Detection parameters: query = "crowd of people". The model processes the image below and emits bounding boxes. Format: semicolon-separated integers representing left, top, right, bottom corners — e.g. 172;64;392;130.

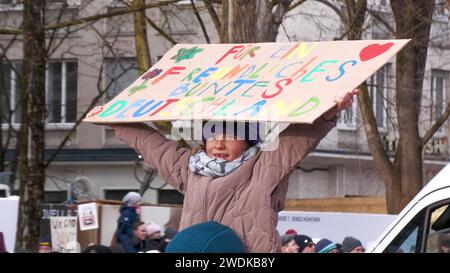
16;190;450;253
280;229;365;253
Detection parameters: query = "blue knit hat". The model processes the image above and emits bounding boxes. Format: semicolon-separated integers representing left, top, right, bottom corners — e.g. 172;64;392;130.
202;121;261;147
316;238;337;253
165;221;245;253
39;234;52;247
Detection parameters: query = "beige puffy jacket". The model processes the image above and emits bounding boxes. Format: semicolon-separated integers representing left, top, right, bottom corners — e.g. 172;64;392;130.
114;117;335;252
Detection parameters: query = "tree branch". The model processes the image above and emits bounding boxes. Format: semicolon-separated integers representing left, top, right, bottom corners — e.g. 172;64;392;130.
357;83;394;172
0;28;22;35
421;101;450;146
203;0;221;35
44;25;123;168
286;0;307;13
0;0;181;35
313;0;348;25
145;15;177;45
366;6;395;34
191;0;210;43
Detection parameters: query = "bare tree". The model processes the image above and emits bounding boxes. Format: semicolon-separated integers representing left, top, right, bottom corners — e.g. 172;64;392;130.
15;0;46;252
202;0;307;43
0;0;183;252
318;0;440;214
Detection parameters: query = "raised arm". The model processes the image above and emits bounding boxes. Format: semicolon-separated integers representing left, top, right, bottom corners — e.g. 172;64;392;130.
258;116;337;182
114;123;191;193
257;88;358;185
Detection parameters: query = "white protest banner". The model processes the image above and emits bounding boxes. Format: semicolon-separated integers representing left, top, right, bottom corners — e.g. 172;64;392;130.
78;202;99;231
50;216;78;253
277;211;396;248
84;40;409;124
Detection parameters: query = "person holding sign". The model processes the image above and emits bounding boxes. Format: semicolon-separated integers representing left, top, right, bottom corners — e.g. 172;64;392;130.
101;88;357;253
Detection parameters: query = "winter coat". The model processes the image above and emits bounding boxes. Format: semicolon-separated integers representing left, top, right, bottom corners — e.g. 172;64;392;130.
121;236;152;253
116;205;139;245
114;117;335;252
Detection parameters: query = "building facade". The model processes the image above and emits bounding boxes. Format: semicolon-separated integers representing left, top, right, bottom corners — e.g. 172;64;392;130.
0;0;449;209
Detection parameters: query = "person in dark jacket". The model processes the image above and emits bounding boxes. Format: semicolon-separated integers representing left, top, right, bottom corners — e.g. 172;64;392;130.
121;221;152;253
82;244;112;253
115;192;142;246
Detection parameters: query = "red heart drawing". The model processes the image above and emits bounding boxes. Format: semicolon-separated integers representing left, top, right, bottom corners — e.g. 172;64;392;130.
359;42;394;62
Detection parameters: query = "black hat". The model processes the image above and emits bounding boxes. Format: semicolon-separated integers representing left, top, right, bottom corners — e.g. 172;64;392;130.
295;234;314;252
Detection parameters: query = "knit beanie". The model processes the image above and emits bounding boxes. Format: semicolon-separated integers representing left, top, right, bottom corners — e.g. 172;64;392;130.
316;238;337;253
202;121;261;147
165;221;245;253
285;229;297;235
342;236;362;253
122;192;142;206
146;222;162;236
295;235;314;252
281;234;296;246
39;234;52;248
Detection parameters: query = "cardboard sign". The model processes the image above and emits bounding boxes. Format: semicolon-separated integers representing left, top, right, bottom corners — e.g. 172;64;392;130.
84;40;409;124
50;216;78;253
78;202;99;231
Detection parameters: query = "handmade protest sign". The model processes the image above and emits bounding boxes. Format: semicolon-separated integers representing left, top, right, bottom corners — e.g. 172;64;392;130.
50;216;78;253
78;202;99;231
84;40;409;124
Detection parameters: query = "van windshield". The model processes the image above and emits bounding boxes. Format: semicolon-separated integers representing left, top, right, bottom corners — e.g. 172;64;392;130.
383;209;426;253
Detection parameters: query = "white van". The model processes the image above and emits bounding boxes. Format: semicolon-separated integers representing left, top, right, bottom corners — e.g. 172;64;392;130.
369;163;450;253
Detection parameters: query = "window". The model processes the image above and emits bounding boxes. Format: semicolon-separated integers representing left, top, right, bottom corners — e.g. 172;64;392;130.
0;189;6;197
0;0;17;5
158;189;184;205
337;100;357;130
105;58;139;101
46;61;78;124
372;0;389;12
0;62;22;124
430;70;448;133
425;201;450;253
372;0;387;6
43;191;67;204
104;189;139;201
435;0;449;17
384;208;426;253
2;61;77;125
369;64;389;131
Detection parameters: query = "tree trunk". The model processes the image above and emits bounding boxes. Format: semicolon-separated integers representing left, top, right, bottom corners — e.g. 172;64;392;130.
220;0;229;43
15;0;46;252
341;0;434;213
229;0;292;43
133;0;151;74
391;0;434;211
344;1;401;212
231;0;258;42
